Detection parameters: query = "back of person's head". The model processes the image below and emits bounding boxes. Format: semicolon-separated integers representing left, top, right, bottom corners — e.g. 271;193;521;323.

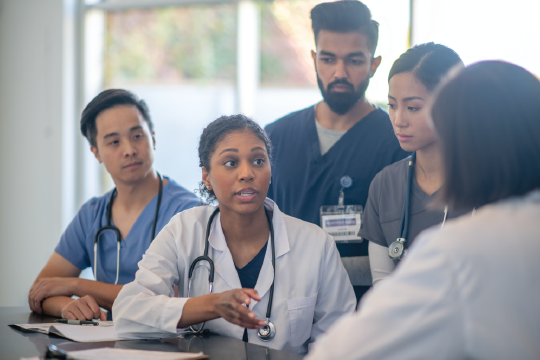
432;61;540;209
81;89;153;147
311;0;379;54
389;42;463;92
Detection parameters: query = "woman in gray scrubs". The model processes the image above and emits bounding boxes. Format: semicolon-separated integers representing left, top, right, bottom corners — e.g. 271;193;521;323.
359;43;472;284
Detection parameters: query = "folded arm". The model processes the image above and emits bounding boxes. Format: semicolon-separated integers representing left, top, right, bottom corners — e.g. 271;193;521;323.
29;251;122;318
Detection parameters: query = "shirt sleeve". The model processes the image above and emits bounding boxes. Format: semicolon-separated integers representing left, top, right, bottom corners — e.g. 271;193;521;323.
113;224;188;339
309;234;357;349
304;230;466;360
174;196;201;215
358;172;387;247
368;241;395;285
54;201;95;270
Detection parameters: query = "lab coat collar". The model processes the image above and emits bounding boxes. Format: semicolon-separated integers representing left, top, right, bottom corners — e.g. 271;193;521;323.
207;199;291;305
207;199;290;258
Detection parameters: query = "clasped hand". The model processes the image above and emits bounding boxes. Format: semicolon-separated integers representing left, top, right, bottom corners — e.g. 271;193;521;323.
28;277;76;314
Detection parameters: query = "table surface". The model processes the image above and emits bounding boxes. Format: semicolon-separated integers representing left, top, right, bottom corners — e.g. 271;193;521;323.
1;307;303;360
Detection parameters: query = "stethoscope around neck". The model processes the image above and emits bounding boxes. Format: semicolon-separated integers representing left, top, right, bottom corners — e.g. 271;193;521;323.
93;172;163;284
388;154;450;260
388;153;476;261
187;206;276;342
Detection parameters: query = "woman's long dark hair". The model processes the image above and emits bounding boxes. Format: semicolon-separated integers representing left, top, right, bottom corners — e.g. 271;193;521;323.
388;42;463;92
432;61;540;209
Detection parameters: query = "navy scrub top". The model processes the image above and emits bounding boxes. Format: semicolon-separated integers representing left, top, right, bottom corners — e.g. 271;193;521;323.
55;177;201;284
265;105;409;256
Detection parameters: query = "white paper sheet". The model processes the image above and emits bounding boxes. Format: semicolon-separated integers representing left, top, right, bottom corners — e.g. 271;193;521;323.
11;322;57;334
49;322;121;342
21;348;207;360
11;321;122;342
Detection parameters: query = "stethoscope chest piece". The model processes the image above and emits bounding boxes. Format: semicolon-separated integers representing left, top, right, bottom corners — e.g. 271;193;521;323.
388;238;406;260
257;319;276;341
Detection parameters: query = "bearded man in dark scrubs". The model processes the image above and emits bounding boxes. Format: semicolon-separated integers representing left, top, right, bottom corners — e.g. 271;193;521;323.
265;0;408;299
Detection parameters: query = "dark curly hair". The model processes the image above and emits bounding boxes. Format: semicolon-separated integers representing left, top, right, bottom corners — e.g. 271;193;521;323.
197;114;273;203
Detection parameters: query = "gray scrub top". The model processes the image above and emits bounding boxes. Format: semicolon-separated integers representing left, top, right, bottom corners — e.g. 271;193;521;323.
358;157;471;263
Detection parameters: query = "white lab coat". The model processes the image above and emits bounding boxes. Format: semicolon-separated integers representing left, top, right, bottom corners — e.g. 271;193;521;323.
305;190;540;360
113;198;356;355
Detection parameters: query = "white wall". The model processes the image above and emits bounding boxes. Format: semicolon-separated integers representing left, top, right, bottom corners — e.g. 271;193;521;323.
412;0;540;76
0;0;78;306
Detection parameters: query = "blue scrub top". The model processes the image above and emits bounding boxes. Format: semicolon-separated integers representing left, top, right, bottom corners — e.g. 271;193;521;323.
265;105;409;257
55;177;201;284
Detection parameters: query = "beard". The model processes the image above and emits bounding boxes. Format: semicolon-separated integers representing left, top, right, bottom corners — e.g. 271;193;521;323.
317;72;371;116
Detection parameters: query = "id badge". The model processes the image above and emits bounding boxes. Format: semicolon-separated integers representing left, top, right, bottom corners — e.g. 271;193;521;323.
320;205;363;243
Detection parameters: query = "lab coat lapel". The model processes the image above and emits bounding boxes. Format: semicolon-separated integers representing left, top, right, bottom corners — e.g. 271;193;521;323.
251;199;290;310
209;213;242;291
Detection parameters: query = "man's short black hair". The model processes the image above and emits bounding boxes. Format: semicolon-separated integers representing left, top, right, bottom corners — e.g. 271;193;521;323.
311;0;379;55
80;89;153;147
432;61;540;209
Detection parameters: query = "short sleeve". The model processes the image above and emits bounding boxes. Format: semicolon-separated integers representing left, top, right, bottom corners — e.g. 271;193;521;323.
173;193;201;215
358;172;387;247
54;201;96;270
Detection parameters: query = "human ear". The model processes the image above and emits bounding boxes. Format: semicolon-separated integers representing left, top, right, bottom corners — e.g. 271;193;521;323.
90;145;102;163
370;56;382;78
202;166;212;190
151;131;156;150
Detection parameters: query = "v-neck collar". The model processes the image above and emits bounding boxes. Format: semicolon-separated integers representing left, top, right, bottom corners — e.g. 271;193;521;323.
208;199;290;307
308;104;382;161
107;180;169;242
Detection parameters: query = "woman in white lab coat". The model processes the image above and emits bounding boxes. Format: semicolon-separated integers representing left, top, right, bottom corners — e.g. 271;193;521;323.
305;62;540;360
113;114;356;355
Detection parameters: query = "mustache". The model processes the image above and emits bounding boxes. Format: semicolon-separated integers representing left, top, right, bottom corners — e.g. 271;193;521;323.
327;78;354;91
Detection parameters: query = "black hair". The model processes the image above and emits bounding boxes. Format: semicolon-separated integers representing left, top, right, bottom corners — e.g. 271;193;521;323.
388;42;463;92
197;114;273;203
431;61;540;209
80;89;153;147
311;0;379;55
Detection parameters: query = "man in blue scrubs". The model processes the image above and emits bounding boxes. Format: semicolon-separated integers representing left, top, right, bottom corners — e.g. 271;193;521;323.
265;1;408;296
28;89;200;320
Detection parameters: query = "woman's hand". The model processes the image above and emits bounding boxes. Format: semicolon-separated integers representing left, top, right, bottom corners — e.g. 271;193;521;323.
61;295;106;321
179;288;266;329
214;289;266;329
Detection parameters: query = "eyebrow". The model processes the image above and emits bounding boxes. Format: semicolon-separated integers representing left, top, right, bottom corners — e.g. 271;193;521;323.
388;95;425;101
102;125;143;140
319;50;367;58
218;148;238;155
218;146;266;156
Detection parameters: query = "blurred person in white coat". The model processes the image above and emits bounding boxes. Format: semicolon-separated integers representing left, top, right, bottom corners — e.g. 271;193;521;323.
304;61;540;360
113;114;356;355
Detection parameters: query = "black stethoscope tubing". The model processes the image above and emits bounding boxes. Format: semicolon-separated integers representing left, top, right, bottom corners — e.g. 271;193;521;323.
389;153;454;260
399;152;416;241
188;206;276;341
93;172;163;284
388;153;416;260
